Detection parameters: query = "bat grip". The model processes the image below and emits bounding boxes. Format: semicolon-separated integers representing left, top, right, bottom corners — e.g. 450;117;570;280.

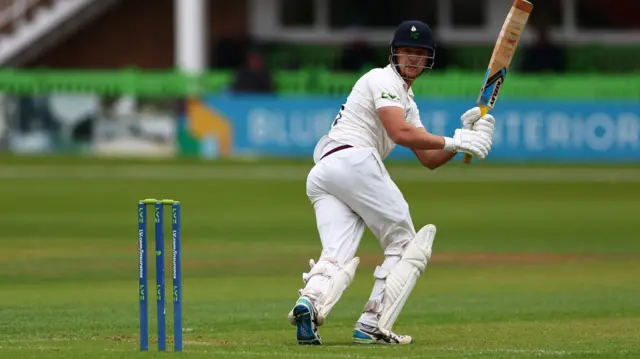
463;153;473;164
463;105;490;164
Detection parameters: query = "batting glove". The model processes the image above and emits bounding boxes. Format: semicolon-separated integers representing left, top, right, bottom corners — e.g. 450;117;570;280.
444;129;492;160
461;107;495;139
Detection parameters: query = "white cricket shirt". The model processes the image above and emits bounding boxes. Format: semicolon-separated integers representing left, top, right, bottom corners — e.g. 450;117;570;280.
313;64;424;163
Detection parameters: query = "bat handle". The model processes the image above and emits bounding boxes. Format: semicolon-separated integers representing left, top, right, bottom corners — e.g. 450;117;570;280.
463;153;473;164
463;105;490;165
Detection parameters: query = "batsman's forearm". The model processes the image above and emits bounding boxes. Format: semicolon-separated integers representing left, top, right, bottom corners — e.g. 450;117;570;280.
394;127;446;150
421;150;456;170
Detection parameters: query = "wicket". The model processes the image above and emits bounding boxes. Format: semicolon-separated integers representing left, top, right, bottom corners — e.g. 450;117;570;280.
138;198;182;352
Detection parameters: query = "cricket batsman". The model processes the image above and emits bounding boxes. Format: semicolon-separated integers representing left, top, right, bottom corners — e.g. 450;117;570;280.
288;20;496;345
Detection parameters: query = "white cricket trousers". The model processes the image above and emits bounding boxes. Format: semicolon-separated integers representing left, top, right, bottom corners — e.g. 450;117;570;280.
305;145;418;327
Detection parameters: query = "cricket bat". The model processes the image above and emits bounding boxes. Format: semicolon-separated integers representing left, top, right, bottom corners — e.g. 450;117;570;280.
464;0;533;164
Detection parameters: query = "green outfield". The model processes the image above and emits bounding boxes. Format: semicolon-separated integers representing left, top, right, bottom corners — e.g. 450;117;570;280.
0;156;638;358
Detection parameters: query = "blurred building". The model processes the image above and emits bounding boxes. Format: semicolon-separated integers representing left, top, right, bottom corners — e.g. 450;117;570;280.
0;0;637;72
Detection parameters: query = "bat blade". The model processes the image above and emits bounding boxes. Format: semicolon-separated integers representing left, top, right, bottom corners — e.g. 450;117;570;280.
464;0;533;164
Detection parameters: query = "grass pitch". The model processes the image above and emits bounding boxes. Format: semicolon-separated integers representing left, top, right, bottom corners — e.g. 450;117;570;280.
0;156;638;358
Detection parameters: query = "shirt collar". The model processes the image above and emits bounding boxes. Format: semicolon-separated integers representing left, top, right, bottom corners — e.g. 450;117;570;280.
385;64;413;96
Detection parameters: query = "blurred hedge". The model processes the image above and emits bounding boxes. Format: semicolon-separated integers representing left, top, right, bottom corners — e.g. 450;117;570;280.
0;68;638;99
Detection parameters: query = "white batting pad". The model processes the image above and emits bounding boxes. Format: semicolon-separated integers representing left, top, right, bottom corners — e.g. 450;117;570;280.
296;257;360;326
316;257;360;325
377;224;436;335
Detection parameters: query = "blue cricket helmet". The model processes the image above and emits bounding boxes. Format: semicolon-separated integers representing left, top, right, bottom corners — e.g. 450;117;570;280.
390;20;437;77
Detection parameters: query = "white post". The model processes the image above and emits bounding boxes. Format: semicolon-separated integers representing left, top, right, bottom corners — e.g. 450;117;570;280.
175;0;207;74
564;0;577;42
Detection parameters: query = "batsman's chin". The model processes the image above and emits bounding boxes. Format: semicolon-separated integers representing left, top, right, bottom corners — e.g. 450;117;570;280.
402;68;421;79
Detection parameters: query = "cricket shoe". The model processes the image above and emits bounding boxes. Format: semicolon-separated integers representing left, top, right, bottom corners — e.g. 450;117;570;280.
288;296;322;345
352;323;413;345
